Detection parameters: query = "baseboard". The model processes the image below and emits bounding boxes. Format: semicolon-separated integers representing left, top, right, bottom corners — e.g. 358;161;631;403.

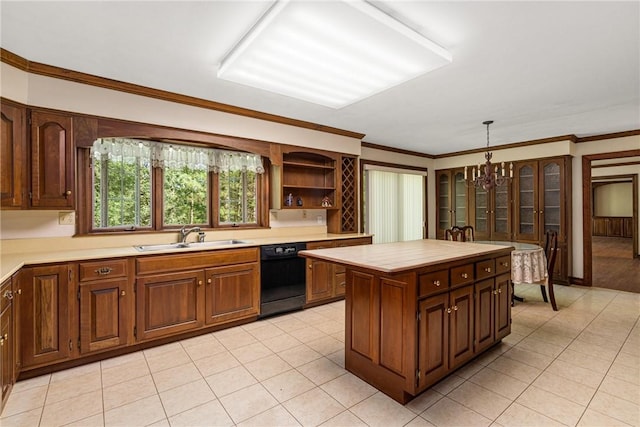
569;276;586;286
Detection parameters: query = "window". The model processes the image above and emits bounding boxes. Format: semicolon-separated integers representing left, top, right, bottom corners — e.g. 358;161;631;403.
87;138;265;233
363;164;426;244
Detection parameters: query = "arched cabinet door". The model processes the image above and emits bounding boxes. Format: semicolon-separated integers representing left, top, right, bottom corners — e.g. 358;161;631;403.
30;110;75;209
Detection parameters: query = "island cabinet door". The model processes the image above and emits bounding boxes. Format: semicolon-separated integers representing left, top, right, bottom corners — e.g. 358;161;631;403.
474;279;495;354
418;293;449;389
449;285;474;370
494;273;512;341
136;270;205;341
204;263;259;325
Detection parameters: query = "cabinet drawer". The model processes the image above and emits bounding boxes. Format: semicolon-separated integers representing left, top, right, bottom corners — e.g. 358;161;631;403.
307;240;335;250
419;270;449;297
79;259;128;282
1;279;11;314
475;259;495;280
450;264;474;287
495;255;511;275
335;237;372;247
137;247;259;275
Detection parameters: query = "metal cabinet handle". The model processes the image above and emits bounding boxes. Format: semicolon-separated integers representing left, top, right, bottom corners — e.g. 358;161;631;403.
461;273;468;279
498;288;502;294
308;264;312;269
3;290;13;300
447;307;452;314
65;190;72;196
501;262;509;268
198;280;203;286
95;267;113;276
120;290;126;296
453;305;458;311
207;279;212;284
484;267;491;273
433;280;440;287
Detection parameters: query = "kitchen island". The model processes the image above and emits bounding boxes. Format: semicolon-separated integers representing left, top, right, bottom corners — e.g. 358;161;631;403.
299;239;513;404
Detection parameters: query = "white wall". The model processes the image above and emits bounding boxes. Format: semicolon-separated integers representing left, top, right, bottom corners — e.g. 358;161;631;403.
594;183;633;217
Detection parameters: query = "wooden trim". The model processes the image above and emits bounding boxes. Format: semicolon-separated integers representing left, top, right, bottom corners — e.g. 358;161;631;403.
583;149;640;287
569;277;584;286
361;159;429;173
0;48;364;140
576;129;640;143
361;141;435;159
592;160;640;169
435;135;578;159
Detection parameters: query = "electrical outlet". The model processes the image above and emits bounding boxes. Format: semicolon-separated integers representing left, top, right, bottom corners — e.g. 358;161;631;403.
58;212;75;225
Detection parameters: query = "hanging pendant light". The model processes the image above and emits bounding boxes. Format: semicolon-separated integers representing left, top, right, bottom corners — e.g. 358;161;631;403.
464;120;512;191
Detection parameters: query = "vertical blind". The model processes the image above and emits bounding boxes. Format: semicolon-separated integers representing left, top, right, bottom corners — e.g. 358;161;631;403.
365;169;425;244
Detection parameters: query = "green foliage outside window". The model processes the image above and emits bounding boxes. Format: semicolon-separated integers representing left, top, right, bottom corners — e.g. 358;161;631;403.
93;157;152;229
219;170;257;224
163;166;208;225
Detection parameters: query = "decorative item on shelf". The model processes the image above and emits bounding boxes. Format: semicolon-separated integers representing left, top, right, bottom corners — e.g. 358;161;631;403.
464;120;513;191
296;197;303;206
321;196;332;207
285;193;293;207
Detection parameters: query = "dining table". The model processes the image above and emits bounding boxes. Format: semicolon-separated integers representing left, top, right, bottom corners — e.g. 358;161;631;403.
475;240;547;303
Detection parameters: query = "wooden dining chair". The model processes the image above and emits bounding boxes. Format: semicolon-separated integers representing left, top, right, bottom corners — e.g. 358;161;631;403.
445;225;475;242
540;230;559;311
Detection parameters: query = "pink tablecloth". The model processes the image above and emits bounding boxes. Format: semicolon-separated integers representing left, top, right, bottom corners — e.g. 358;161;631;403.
511;247;547;284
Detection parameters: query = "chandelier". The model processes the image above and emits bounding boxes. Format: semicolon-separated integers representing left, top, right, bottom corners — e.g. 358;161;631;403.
465;120;512;191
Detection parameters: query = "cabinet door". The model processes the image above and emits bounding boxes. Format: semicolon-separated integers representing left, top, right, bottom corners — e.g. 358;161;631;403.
1;103;27;208
1;292;13;412
437;171;452;237
471;186;491;241
539;158;564;239
494;273;512;341
136;270;205;341
79;278;131;354
20;265;74;368
474;279;495;354
514;161;539;242
491;180;512;241
452;170;468;228
449;285;474;369
306;241;335;303
205;263;259;325
30;110;75;209
418;293;449;389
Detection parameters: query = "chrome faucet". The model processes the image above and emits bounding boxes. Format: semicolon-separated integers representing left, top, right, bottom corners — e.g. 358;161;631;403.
179;226;201;244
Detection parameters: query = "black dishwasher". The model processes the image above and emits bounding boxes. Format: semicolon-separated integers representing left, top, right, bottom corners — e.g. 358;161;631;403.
260;242;307;318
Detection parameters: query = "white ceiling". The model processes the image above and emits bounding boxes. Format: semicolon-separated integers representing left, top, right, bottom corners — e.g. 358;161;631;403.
2;1;639;155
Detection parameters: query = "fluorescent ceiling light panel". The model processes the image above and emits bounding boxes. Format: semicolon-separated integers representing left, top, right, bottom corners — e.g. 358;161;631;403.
218;0;452;108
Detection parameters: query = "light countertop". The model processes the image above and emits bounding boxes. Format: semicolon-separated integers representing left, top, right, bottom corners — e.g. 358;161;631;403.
0;233;371;283
299;239;513;273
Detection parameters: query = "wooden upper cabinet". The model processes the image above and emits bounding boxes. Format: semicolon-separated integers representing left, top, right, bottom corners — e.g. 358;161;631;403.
1;103;27;208
30;110;75;209
328;155;358;234
436;169;468;239
469;179;513;241
281;151;337;209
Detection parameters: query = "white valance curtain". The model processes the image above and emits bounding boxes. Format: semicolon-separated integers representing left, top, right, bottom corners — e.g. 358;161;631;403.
91;138;265;173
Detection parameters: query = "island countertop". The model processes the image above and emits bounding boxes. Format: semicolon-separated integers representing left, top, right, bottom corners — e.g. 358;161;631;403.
299;238;513;273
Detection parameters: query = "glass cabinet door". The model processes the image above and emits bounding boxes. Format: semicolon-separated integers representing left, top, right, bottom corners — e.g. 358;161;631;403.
492;179;512;240
541;160;562;236
514;162;538;241
473;186;489;240
453;171;467;227
437;172;451;234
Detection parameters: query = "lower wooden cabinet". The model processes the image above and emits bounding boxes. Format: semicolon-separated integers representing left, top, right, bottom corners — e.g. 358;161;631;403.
79;278;132;354
205;262;259;326
20;264;75;369
1;278;14;413
306;237;372;304
136;270;206;341
135;247;260;342
417;284;474;389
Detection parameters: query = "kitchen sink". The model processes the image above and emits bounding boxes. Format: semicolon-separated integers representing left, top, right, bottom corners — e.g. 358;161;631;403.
134;240;251;252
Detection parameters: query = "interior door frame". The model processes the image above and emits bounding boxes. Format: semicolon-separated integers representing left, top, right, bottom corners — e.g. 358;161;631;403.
582;149;640;286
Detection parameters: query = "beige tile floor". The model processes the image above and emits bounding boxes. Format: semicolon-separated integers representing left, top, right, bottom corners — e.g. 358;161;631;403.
1;283;638;427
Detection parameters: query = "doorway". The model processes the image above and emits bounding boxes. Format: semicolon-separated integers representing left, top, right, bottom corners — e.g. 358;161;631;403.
591;175;639;292
582;150;640;290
